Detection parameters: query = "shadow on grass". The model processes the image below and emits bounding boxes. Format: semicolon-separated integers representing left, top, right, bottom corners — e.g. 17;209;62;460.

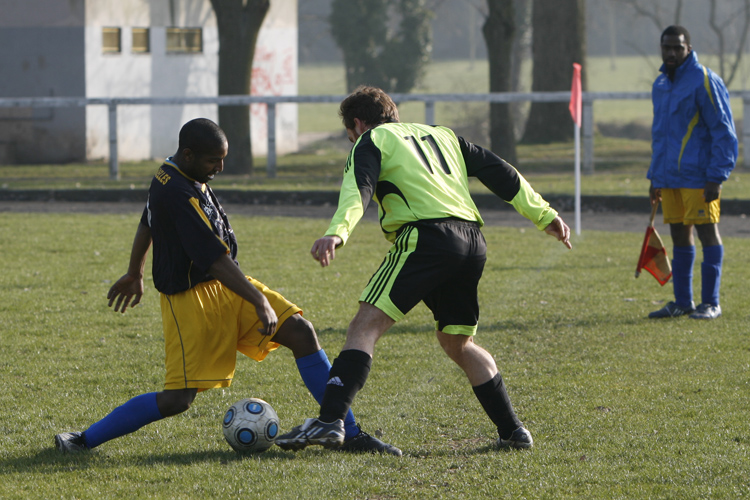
131;447;293;466
482;316;646;332
405;441;526;458
319;313;646;338
0;447;100;474
0;446;298;474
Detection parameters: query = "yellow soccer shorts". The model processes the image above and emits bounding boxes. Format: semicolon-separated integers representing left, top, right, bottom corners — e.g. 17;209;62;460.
661;187;720;225
160;277;301;391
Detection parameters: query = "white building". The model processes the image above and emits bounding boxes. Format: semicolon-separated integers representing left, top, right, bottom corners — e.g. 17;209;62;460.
0;0;297;164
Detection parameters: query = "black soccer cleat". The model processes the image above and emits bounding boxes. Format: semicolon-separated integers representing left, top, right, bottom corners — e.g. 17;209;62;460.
55;432;87;453
276;418;345;451
497;426;533;450
337;427;402;457
648;301;695;318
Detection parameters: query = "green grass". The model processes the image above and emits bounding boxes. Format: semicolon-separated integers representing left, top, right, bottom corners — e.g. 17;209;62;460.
1;212;749;499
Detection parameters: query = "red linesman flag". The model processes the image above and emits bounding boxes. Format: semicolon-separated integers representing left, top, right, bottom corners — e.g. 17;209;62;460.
569;62;582;127
635;202;672;286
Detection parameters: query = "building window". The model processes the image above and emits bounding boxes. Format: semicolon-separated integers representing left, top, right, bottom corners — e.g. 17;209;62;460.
132;28;150;53
166;28;202;53
102;27;121;54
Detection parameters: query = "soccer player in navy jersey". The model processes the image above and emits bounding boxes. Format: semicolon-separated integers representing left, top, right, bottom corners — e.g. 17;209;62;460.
277;86;572;452
54;118;400;456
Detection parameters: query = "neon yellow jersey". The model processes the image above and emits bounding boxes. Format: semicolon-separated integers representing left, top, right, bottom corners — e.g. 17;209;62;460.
326;122;557;244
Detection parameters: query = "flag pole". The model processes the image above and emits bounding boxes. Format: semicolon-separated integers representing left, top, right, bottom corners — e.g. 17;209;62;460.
569;62;582;235
574;117;581;235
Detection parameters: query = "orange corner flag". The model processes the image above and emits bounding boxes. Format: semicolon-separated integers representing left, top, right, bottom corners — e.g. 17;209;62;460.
569;63;582;127
635;203;672;286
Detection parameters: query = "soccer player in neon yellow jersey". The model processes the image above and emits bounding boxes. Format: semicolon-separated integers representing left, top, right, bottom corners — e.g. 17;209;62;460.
277;86;572;452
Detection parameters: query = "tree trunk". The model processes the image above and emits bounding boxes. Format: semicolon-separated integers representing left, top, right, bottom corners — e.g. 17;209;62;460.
510;0;532;138
521;0;586;144
482;0;517;165
210;0;269;175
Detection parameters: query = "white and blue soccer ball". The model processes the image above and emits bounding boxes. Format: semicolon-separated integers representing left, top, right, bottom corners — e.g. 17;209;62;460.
222;398;280;452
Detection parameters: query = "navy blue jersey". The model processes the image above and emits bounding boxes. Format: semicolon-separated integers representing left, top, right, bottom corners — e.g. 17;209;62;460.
140;159;237;295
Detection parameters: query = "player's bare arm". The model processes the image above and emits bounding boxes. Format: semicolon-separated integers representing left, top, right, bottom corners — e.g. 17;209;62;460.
544;216;573;249
311;235;343;267
207;253;278;336
108;222;152;313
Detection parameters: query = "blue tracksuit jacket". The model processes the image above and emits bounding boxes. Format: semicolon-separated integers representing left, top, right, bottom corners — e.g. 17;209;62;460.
648;50;737;189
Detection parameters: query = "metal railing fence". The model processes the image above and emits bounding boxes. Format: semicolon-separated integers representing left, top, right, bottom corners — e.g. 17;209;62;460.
1;91;747;180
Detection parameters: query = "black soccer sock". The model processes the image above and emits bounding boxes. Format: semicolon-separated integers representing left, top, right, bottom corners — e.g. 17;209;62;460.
318;349;372;423
473;372;523;440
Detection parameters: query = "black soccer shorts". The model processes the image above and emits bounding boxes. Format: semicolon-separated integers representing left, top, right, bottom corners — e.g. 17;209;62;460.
359;218;486;335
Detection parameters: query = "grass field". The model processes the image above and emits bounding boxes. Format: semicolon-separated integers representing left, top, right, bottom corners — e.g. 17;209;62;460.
1;212;749;499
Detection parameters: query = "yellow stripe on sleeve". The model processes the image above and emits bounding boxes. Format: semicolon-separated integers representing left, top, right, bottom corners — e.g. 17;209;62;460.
189;197;212;228
678;112;700;171
189;197;229;251
702;66;716;111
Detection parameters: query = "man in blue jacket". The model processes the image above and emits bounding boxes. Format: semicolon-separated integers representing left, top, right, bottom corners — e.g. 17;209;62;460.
648;25;737;320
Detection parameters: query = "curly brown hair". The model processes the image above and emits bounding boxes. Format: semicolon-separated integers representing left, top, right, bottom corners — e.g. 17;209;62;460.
338;85;400;130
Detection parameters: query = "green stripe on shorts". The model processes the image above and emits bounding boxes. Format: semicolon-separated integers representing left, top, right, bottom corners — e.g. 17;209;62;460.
360;225;417;321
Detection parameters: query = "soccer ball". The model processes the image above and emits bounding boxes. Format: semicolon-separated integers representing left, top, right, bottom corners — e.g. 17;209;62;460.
222;398;280;453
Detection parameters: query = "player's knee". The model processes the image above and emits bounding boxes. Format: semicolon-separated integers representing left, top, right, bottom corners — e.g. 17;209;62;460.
441;345;464;363
291;314;318;343
696;224;721;246
276;314;321;356
157;389;196;417
436;331;468;361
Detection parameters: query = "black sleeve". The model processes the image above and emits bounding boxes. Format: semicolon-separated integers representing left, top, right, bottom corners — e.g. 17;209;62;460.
459;136;521;202
351;129;381;210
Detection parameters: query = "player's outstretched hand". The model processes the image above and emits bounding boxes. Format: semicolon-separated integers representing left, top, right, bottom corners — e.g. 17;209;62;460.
544;216;573;249
107;273;144;313
311;235;343;267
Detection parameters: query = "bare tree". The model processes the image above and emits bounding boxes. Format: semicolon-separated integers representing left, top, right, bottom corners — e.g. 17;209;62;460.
521;0;586;144
707;0;750;86
615;0;750;87
481;0;517;164
210;0;270;175
616;0;683;30
510;0;532;138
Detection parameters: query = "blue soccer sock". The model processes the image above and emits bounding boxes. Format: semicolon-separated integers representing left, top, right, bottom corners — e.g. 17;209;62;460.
295;349;359;440
83;392;164;449
671;245;696;308
701;245;723;306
